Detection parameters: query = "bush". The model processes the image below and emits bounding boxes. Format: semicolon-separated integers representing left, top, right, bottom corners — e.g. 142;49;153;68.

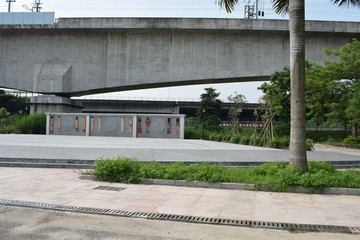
185;126;215;140
240;135;251;145
184;163;224;183
343;138;360;145
93;156;141;183
267;137;289;149
0;125;21;134
7;113;46;134
208;134;215;141
139;161;167;179
92;157;360;191
185;127;201;139
305;130;349;142
249;136;262;146
210;134;224;142
229;135;241;144
308;161;335;174
306;138;315;151
275;124;290;137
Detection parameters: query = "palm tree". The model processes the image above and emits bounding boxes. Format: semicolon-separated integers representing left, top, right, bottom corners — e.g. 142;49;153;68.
217;0;359;172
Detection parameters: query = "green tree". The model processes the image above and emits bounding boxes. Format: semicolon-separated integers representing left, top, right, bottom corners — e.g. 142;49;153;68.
325;81;351;131
306;39;360;137
0;107;9;129
0;91;27;115
217;0;359;172
197;88;222;128
227;92;246;137
346;81;360;137
305;63;333;130
323;38;360;137
258;67;291;124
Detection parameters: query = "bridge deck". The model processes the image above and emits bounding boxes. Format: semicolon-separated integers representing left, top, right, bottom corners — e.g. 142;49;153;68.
0;18;359;34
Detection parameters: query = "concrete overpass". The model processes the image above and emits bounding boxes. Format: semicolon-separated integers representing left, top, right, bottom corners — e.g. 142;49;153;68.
1;18;359;96
78;99;260;121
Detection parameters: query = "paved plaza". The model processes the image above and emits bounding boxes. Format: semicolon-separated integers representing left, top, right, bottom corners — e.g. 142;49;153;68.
0;134;360;233
0;134;359;164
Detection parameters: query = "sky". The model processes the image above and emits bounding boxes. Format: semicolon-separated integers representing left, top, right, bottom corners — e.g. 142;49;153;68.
2;0;360;102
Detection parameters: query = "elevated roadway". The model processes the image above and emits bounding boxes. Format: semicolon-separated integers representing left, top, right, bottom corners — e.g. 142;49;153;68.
0;18;359;96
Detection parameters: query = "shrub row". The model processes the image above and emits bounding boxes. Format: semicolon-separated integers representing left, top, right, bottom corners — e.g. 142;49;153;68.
92;157;360;191
305;130;350;142
207;134;314;151
343;138;360;145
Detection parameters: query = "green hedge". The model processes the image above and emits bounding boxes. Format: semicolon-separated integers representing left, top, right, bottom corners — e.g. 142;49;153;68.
305;130;350;142
13;113;46;134
343;138;360;145
92;157;360;191
1;113;46;134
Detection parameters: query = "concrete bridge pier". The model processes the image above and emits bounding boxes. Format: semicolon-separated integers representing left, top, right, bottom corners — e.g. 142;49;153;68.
29;95;83;114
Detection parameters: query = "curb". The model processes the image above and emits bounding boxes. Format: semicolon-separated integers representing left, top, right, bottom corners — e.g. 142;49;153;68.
79;175;360;196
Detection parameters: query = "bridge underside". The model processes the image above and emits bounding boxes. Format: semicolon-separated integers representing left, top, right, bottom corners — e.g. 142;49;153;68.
65;76;270;97
0;18;359;96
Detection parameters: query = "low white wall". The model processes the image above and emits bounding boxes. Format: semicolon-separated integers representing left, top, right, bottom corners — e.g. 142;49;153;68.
46;113;185;139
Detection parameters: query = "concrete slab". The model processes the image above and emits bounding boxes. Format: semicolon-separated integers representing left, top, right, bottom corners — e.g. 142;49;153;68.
0;134;359;164
0;167;359;228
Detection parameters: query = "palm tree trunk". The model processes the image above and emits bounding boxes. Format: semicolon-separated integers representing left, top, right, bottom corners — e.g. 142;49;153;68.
289;0;308;172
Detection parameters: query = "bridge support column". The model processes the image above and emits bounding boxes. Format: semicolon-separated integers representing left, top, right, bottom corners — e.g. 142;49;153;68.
29;95;83;114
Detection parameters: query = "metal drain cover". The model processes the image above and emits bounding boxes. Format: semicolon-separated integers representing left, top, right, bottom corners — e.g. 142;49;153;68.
0;198;357;235
94;186;126;192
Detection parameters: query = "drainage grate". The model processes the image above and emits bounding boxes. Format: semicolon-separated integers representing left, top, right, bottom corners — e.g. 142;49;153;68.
0;198;356;234
93;186;126;192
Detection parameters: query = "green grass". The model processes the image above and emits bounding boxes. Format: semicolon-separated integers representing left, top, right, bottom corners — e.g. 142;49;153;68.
92;157;360;192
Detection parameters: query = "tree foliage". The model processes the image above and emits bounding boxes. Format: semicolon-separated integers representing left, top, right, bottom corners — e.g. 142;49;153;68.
258;68;291;124
346;82;360;125
307;39;360;137
227;92;246;136
0;107;9;129
258;39;360;137
0;91;27;115
196;88;222;128
216;0;359;171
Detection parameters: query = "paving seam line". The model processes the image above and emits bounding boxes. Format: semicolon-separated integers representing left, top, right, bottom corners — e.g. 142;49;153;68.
0;198;358;234
80;175;360;196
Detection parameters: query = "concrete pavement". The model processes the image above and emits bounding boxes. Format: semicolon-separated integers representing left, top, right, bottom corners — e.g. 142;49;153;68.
2;205;360;240
0;134;360;235
0;167;359;229
0;134;359;164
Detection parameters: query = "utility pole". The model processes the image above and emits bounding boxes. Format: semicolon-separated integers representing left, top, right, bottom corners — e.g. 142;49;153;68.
6;0;16;12
33;0;42;12
22;0;42;13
